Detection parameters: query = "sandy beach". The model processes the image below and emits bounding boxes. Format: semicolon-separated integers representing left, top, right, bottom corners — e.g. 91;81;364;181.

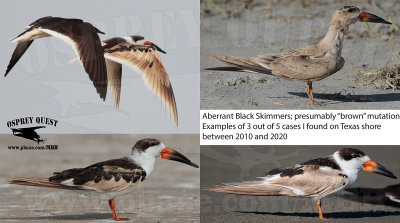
201;146;400;222
201;0;400;109
0;134;199;223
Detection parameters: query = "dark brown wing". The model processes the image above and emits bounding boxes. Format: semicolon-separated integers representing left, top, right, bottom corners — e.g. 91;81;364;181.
38;21;107;100
104;43;178;126
49;157;146;192
4;40;34;76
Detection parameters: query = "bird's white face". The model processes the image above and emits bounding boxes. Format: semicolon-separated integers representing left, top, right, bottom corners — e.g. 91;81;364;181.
334;152;370;172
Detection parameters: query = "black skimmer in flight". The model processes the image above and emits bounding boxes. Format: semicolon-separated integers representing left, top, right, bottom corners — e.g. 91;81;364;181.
208;148;397;220
9;138;199;221
102;36;178;126
4;16;108;100
10;126;46;144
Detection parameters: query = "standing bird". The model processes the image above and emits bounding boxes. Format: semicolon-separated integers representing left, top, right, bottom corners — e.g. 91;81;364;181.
206;6;392;106
101;36;178;126
208;148;397;220
9;138;199;221
4;16;108;100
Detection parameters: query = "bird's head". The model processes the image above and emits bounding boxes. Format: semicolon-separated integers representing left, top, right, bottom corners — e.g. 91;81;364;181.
144;41;166;54
125;36;166;54
333;6;391;26
334;148;396;179
131;138;198;168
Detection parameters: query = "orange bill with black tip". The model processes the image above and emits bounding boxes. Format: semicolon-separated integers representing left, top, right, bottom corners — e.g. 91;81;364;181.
363;160;397;179
359;12;391;24
161;147;199;168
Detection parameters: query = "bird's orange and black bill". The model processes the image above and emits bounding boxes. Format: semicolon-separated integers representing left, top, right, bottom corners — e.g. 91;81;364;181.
161;147;199;168
145;41;166;54
363;160;397;179
359;12;391;24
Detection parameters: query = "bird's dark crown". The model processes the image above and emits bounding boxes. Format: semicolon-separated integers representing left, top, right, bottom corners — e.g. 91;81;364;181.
133;138;161;152
338;148;365;161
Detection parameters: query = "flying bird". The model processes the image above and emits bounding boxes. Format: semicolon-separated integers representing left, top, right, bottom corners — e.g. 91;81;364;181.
102;36;178;126
206;6;392;106
10;126;46;144
5;16;108;100
208;148;397;220
9;138;198;221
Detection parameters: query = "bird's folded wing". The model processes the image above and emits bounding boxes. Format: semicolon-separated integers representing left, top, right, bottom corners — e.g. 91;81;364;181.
4;40;34;76
266;165;348;197
38;21;107;100
105;43;178;126
256;55;336;82
51;158;146;193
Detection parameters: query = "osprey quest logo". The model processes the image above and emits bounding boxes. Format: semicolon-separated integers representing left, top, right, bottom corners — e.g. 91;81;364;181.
11;126;46;144
6;117;59;150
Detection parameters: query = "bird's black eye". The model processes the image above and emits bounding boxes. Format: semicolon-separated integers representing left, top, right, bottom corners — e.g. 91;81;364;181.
347;8;355;12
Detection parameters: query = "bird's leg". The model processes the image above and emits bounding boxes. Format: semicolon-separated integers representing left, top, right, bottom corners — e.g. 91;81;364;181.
306;82;315;106
316;200;329;220
108;198;128;221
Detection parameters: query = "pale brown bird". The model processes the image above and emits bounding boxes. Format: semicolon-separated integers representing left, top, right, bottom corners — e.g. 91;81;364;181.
207;6;392;106
208;148;397;220
102;36;178;127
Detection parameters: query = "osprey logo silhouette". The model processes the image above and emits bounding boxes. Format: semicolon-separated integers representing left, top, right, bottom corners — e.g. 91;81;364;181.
10;126;46;144
6;117;58;146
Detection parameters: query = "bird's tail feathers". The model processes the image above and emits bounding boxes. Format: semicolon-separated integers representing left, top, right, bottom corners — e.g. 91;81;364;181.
207;181;285;196
8;177;76;190
207;55;271;74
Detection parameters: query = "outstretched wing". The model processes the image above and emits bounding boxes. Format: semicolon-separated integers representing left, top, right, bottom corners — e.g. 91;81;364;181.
104;43;178;126
38;21;107;100
4;40;34;76
105;59;122;108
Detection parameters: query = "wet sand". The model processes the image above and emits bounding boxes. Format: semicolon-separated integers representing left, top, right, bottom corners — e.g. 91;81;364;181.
0;134;199;222
201;146;400;222
201;0;400;109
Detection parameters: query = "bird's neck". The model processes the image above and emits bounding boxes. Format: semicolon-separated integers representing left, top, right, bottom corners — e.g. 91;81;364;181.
342;168;360;185
318;22;349;58
129;152;156;176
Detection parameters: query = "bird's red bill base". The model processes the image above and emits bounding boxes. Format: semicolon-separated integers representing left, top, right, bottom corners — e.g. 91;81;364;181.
359;12;392;24
363;160;397;179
